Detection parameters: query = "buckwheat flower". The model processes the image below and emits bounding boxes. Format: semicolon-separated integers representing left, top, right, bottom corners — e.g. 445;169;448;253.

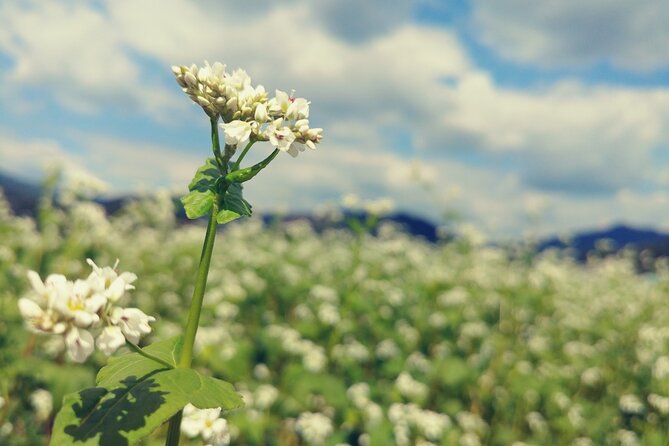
86;259;137;303
26;271;68;306
65;326;95;363
459;432;481;446
110;307;156;344
253;363;271;381
616;429;639;446
18;297;67;335
267;119;297;155
269;89;310;120
254;384;279;410
303;345;327;372
181;404;230;446
197;61;226;85
653;356;669;380
648;393;669;414
396;372;428;401
220;120;252;146
52;279;104;328
619;394;644;415
0;422;12;438
30;389;53;422
296;412;333;445
254;102;268;123
415;410;451;440
96;325;126;356
347;383;370;407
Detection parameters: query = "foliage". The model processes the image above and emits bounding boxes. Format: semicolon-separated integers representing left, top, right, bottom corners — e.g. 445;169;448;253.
2;188;669;445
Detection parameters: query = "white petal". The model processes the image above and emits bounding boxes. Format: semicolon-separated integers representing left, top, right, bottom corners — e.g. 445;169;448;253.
86;293;107;313
27;271;46;294
65;327;95;363
96;326;126;356
107;278;126;302
18;298;43;319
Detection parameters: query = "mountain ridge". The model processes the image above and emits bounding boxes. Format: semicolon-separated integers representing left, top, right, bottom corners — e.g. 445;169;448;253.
3;171;669;261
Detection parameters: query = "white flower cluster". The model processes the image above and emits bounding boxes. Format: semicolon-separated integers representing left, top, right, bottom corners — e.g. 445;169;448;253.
18;260;155;362
395;372;428;401
180;403;231;446
388;403;451;445
267;325;327;372
173;61;323;157
295;412;333;445
347;383;383;427
29;389;52;422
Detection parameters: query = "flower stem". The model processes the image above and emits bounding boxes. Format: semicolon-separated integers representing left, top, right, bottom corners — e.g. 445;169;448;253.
211;116;225;172
178;200;218;368
164;201;219;446
232;139;255;171
165;118;223;446
125;340;174;369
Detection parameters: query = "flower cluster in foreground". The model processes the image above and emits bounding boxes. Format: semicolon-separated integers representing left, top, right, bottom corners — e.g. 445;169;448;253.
18;259;155;362
172;61;322;157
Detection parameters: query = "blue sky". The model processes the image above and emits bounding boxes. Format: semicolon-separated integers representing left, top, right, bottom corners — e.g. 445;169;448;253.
1;0;669;238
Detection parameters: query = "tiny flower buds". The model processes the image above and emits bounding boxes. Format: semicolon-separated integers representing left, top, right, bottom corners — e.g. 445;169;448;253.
173;61;323;158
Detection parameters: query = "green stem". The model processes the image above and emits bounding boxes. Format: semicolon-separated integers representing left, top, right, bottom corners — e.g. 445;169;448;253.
210;116;225;172
164;410;183;446
165;193;220;446
232;139;255;171
125;341;174;369
178;200;219;368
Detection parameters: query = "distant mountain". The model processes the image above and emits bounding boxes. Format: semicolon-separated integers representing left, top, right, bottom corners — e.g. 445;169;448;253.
0;171;439;241
539;225;669;261
0;171;41;216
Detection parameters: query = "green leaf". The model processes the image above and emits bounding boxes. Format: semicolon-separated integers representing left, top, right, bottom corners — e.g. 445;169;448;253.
188;157;220;192
217;182;252;225
181;189;215;219
51;368;243;446
96;337;182;388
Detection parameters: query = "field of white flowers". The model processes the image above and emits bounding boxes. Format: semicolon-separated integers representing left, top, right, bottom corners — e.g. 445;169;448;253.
1;183;669;446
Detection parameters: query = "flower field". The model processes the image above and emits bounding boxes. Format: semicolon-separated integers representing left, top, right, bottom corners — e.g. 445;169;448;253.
1;187;669;445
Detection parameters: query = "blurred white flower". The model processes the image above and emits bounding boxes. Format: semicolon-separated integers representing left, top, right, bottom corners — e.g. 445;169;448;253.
648;393;669;414
619;394;644;415
29;389;52;422
254;384;279;410
296;412;333;445
395;372;428;401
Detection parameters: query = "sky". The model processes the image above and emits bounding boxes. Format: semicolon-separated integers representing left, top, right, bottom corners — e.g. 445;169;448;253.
1;0;669;238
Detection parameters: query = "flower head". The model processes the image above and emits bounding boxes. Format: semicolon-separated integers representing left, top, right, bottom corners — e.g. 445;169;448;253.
174;61;323;158
18;260;155;362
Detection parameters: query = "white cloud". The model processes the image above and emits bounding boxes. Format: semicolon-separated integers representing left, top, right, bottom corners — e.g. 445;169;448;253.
471;0;669;71
3;0;669;236
0;0;179;116
427;74;669;193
